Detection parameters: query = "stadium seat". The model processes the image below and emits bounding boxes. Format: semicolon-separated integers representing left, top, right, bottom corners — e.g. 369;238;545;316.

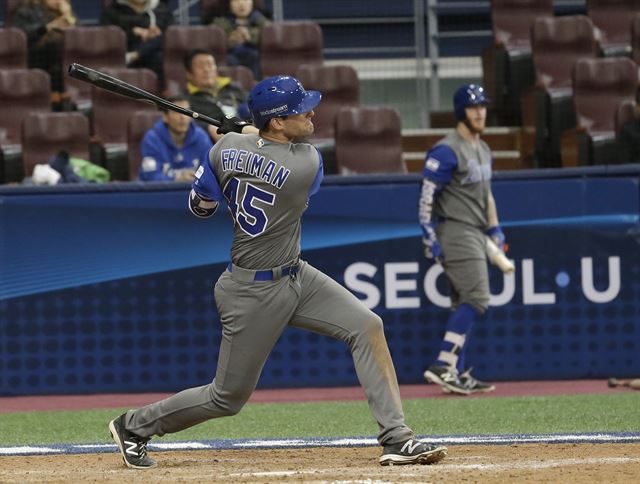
4;0;22;27
0;68;51;183
529;15;599;166
615;99;637;134
218;65;256;92
295;64;359;140
127;110;163;181
0;27;28;69
200;0;268;24
260;21;323;78
587;0;640;57
335;106;406;174
163;25;227;95
561;57;638;166
482;0;553;125
62;26;127;111
21;112;90;178
91;68;158;181
633;13;640;65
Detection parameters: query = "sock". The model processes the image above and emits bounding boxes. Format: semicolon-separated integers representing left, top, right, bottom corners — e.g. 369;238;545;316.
435;303;478;372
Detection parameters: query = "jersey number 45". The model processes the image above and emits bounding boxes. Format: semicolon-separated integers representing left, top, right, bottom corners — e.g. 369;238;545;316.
223;177;275;237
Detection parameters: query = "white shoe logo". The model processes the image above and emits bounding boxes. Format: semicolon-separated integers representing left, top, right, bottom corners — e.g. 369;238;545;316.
401;440;421;454
124;440;138;456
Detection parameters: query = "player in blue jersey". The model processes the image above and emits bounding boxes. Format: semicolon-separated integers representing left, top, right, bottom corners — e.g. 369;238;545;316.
419;84;506;395
107;75;448;469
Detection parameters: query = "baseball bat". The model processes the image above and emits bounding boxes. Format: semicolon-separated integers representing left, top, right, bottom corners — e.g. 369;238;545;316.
485;237;515;274
608;377;640;389
67;63;221;127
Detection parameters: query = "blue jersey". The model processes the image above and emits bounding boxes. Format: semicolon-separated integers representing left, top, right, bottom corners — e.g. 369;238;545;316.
139;119;212;181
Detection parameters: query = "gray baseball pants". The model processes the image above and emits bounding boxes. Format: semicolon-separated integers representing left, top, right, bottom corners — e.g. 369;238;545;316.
125;260;414;446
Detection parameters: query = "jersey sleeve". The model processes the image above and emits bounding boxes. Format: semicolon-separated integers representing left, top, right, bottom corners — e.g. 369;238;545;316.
191;150;223;201
422;144;458;185
308;149;324;198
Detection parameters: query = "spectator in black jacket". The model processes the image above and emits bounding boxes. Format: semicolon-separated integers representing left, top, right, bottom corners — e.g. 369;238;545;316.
13;0;77;92
183;49;250;140
100;0;174;85
618;108;640;164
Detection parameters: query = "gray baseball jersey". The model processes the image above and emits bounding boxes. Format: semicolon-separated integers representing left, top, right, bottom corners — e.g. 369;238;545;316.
430;130;492;229
420;129;494;312
125;132;415;446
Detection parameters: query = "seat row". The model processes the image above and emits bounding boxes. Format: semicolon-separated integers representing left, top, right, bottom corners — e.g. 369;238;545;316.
0;106;404;185
0;20;323;99
483;1;640;166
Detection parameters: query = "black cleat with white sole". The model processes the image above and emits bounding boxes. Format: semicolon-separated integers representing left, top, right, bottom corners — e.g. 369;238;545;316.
109;413;157;469
379;438;447;466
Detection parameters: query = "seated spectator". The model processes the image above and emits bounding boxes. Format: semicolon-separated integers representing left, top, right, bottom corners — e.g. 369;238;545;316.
618;103;640;164
13;0;77;92
212;0;270;80
139;94;213;182
100;0;174;85
183;48;249;140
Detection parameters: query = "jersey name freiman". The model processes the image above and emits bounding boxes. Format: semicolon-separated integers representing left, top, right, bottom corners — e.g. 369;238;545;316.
219;148;291;190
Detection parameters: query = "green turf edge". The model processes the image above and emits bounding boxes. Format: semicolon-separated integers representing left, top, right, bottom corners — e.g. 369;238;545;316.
0;393;638;446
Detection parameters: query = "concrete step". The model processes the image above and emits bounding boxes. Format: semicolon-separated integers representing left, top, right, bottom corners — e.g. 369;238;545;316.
402;127;522;152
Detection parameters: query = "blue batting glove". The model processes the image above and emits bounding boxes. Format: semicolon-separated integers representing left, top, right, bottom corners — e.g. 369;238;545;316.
487;225;506;250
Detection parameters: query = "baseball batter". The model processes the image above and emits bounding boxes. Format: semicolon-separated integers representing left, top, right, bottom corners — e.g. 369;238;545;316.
419;84;505;395
108;76;447;468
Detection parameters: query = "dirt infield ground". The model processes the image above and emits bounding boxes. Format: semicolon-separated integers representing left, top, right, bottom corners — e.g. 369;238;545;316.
2;444;640;483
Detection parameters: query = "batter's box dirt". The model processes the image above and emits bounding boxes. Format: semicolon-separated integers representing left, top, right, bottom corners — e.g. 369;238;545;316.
1;444;639;483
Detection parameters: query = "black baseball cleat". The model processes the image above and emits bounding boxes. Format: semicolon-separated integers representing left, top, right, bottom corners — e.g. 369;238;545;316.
458;368;496;393
423;364;471;395
109;413;157;469
379;439;447;466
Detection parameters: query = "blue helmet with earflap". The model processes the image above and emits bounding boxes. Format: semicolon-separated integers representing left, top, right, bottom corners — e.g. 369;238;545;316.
248;76;322;129
453;84;490;121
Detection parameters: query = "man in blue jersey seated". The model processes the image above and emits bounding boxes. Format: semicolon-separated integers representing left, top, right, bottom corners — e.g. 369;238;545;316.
138;94;213;182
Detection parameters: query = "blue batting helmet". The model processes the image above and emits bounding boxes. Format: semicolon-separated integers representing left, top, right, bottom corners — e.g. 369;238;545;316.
453;84;490;121
248;76;322;129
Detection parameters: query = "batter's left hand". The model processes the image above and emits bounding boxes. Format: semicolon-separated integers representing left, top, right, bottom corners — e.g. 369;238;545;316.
487;225;506;250
216;115;251;135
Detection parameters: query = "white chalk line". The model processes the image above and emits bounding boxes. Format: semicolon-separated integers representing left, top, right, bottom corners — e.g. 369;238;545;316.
226;456;640;479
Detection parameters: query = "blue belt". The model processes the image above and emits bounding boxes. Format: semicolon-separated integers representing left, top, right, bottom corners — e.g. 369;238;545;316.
227;262;299;281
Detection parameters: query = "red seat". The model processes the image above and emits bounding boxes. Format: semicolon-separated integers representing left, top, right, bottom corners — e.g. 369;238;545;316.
127;110;163;181
62;26;127;110
529;15;599;166
91;68;158;180
482;0;553;125
0;27;28;69
295;64;359;140
4;0;22;27
633;13;640;65
587;0;640;56
21;112;90;178
0;68;51;182
0;69;51;146
335;107;406;174
92;68;158;144
567;57;639;165
163;25;227;95
218;65;255;92
260;22;323;78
